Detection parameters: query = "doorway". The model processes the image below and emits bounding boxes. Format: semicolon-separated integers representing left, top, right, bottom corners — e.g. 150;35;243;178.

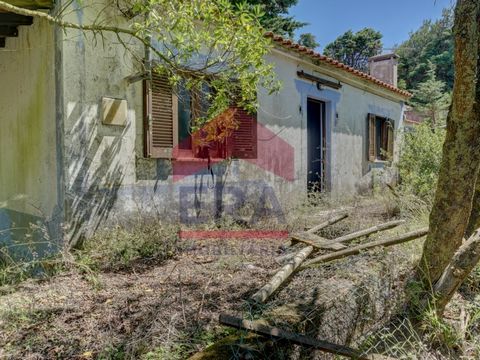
307;98;327;192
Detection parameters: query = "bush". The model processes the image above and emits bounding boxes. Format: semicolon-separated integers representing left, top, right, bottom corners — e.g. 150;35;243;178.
78;222;181;271
398;123;445;200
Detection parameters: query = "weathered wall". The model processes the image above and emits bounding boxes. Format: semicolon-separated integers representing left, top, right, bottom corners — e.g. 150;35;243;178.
59;1;142;243
0;18;61;255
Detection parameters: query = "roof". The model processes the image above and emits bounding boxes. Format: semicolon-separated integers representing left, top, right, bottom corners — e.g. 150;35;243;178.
264;32;412;98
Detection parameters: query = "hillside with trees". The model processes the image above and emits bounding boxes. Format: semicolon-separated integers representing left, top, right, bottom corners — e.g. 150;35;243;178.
396;7;454;92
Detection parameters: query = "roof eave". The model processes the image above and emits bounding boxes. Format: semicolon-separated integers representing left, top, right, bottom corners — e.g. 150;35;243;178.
265;32;412;100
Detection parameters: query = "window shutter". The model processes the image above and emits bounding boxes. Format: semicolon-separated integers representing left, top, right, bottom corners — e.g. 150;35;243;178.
229;107;257;159
144;73;178;158
387;119;395;158
368;113;376;161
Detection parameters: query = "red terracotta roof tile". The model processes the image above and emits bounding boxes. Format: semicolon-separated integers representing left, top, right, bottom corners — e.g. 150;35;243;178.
264;32;412;98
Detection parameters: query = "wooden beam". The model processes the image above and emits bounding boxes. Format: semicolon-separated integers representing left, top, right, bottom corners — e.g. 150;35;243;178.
219;314;383;360
282;213;348;249
291;231;346;251
303;228;429;267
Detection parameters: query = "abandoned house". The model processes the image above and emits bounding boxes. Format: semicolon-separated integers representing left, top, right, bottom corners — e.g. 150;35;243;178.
0;1;412;250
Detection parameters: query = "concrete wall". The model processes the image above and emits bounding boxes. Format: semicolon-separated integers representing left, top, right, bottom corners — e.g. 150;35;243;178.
59;1;143;243
0;18;61;255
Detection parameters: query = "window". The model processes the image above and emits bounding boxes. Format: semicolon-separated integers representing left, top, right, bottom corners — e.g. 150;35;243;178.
144;73;257;160
368;113;394;161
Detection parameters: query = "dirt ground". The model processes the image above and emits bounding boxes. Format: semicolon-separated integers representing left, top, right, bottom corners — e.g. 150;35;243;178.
0;199;422;359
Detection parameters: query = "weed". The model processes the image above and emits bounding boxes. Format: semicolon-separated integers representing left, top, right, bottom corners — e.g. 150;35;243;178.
76;221;181;272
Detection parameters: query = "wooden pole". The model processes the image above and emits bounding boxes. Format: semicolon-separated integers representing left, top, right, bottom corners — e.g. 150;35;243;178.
251;245;314;303
306;213;348;234
219;314;387;360
303;228;428;267
318;220;406;248
282;213;348;253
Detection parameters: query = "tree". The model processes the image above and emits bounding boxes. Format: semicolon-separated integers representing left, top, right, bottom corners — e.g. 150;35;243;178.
228;0;306;37
419;0;480;314
323;28;382;72
411;61;451;127
298;33;319;49
0;0;280;129
396;8;454;91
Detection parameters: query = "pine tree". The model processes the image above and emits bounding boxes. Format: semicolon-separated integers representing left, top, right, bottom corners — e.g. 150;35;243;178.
411;61;451;127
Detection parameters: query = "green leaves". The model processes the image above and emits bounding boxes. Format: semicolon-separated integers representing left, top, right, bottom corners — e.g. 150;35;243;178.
396;8;454;92
398;123;446;200
132;0;280;126
323;28;383;72
411;61;451;127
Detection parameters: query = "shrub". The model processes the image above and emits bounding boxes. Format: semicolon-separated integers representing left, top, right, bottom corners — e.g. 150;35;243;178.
398;123;445;200
78;222;181;271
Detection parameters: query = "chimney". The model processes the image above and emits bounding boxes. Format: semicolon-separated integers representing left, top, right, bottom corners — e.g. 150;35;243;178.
368;53;399;87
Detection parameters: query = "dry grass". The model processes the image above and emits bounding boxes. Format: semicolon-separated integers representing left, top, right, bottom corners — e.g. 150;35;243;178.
2;193;475;360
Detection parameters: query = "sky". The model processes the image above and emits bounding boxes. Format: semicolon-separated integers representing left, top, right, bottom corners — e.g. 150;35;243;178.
289;0;455;52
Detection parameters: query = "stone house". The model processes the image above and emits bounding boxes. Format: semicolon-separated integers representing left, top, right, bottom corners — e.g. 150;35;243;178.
0;1;411;250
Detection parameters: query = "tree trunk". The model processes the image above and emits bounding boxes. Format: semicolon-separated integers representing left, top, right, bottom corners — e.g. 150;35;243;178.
466;179;480;238
419;0;480;285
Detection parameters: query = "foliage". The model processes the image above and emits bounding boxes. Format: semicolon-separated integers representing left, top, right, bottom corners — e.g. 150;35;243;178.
298;32;319;49
228;0;305;37
411;61;451;127
396;7;454;91
323;28;383;72
78;222;181;271
398;123;445;200
0;0;280;129
130;0;280;125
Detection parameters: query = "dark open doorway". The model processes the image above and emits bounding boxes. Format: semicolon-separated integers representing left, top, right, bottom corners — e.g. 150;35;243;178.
307;98;326;192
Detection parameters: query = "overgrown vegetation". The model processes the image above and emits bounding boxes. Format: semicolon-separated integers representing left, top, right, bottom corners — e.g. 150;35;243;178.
0;224;63;287
78;222;181;272
398;123;446;200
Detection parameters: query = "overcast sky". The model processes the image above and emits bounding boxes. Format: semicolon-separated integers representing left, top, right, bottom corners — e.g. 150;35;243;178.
289;0;455;52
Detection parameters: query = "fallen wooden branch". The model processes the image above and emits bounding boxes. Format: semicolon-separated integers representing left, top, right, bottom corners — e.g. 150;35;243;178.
433;228;480;314
251;245;314;303
303;228;429;267
219;313;387;360
318;219;406;248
